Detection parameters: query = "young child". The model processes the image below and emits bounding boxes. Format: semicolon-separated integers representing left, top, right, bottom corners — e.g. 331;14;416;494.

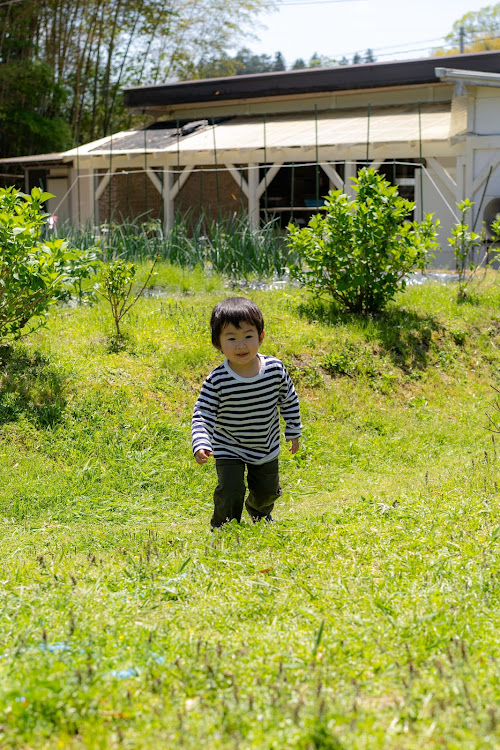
192;297;302;528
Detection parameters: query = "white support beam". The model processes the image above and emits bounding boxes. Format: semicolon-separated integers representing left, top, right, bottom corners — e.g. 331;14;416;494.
88;168;96;225
248;163;259;231
320;163;343;190
75;168;95;225
370;160;384;170
427;157;457;195
161;166;195;232
74;137;458;170
95;170;111;201
414;168;423;218
472;158;500;196
164;166;174;233
344;161;357;197
465;141;474;204
225;163;250;199
170;165;194;200
257;163;282;199
147;168;163;195
456;156;466;203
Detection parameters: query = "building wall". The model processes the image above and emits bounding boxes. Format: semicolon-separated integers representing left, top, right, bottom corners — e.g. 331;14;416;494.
97;169;162;224
47;177;70;224
69;167;93;225
474;87;500;134
155;83;455;122
176;167;247;224
418;169;456;267
90;166;248;227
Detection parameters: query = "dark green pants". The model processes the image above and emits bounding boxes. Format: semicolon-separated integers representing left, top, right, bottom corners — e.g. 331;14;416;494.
212;458;282;528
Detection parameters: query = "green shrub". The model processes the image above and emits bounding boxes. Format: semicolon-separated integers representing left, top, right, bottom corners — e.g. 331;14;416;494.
57;243;102;303
0;186;75;343
287;167;439;314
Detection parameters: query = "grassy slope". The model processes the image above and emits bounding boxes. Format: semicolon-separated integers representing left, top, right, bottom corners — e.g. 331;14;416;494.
0;265;499;749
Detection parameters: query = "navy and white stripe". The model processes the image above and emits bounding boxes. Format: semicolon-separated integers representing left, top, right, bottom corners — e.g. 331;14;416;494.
192;354;302;464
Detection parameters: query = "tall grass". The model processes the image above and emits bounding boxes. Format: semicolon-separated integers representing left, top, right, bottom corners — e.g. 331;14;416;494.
51;212;295;279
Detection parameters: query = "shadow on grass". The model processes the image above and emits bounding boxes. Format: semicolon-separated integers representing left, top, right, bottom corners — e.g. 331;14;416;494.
297;298;446;374
0;345;67;427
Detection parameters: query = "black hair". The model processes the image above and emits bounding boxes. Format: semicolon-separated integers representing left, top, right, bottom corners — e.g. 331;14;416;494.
210;297;264;348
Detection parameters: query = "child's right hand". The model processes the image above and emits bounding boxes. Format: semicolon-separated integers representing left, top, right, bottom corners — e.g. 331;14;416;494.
195;449;213;465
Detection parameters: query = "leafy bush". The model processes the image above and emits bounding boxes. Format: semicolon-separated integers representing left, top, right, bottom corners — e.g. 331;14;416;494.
0;186;75;343
57;243;102;304
287;167;439;314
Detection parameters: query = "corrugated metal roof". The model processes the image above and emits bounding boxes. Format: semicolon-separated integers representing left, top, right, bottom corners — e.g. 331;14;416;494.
2;104;452;166
169;106;450;153
0;152;64;165
88;119;211;153
87;104;451;157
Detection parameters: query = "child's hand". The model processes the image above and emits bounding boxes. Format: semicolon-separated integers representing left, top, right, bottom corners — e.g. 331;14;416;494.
195;449;213;465
288;438;300;454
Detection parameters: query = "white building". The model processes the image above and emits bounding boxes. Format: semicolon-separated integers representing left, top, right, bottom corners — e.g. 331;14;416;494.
3;51;500;266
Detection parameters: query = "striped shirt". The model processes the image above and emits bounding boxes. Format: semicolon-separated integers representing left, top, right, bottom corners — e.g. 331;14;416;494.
192;354;302;464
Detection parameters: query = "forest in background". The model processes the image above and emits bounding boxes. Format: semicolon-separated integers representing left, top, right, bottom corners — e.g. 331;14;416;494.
0;0;270;157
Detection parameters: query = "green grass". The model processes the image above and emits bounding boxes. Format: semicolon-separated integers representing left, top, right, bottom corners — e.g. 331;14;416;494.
0;268;499;748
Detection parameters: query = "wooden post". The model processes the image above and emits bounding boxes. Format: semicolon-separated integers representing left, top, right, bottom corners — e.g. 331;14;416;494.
78;167;95;226
320;163;343;191
248;163;259;230
344;161;357;198
164;166;174;233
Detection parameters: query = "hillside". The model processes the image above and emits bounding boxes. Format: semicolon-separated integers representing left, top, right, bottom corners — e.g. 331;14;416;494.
0;267;499;748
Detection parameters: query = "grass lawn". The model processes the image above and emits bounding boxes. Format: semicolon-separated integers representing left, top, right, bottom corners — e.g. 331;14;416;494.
0;264;499;748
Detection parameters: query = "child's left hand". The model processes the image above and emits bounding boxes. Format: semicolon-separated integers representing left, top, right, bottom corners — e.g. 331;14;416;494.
288;438;300;454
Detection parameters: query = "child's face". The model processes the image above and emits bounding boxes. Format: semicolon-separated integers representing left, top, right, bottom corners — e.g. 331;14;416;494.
218;322;264;370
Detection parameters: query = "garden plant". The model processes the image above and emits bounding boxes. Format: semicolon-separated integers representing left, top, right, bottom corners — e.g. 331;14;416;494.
287;167;440;314
97;253;158;337
0;186;80;343
448;198;500;300
51;211;293;281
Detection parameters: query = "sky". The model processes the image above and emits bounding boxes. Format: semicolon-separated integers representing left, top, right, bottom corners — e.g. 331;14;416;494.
248;0;493;66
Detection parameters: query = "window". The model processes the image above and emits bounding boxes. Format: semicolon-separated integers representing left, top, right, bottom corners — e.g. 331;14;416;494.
259;163;336;228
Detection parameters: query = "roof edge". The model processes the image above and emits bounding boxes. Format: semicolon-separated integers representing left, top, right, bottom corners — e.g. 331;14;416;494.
124;51;500;110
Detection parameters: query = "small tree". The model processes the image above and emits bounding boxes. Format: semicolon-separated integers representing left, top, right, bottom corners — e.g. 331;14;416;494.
0;186;74;343
287;168;439;314
448;199;500;300
97;255;158;338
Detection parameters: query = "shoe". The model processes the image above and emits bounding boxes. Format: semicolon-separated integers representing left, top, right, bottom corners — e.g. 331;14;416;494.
252;513;273;523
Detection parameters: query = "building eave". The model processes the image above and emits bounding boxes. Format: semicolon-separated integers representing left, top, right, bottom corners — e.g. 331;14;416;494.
124;51;500;111
0;152;66;166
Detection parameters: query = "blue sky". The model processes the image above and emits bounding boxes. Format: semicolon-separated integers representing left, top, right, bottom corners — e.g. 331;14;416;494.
247;0;493;66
